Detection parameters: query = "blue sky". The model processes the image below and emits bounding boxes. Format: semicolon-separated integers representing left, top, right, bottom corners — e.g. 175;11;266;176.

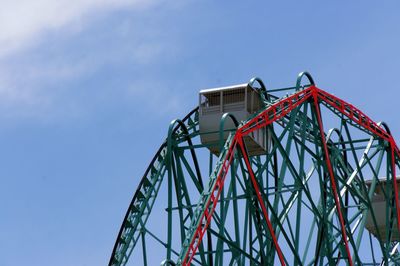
1;1;400;265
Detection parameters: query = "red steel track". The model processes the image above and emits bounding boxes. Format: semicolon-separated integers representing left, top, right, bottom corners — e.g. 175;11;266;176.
181;85;400;266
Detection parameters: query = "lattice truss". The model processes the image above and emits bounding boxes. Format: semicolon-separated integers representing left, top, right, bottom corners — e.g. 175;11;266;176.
109;72;400;266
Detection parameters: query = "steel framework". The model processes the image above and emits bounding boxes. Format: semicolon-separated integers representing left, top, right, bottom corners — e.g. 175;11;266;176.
109;72;400;265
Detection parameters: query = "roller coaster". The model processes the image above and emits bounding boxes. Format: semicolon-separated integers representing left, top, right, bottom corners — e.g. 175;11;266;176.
109;72;400;265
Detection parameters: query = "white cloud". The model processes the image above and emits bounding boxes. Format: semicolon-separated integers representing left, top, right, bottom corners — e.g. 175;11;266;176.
0;0;158;58
0;0;184;121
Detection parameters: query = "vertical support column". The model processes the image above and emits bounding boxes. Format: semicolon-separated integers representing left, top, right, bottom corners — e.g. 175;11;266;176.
312;91;353;266
237;135;286;266
390;141;400;231
141;231;148;266
208;152;214;266
166;147;173;261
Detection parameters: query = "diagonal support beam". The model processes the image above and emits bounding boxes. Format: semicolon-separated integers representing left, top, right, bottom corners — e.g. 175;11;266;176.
312;91;353;266
237;135;286;266
180;136;239;266
178;85;400;266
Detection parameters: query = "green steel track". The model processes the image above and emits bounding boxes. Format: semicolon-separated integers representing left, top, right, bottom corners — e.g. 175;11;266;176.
109;72;400;266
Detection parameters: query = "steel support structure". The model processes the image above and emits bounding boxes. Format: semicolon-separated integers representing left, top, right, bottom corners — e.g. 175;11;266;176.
110;73;400;266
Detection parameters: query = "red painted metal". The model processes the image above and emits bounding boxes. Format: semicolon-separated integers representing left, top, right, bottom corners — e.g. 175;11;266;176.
182;137;239;265
182;88;317;266
182;85;400;265
312;91;354;266
237;136;286;265
315;88;391;141
317;87;400;234
240;86;315;136
390;141;400;232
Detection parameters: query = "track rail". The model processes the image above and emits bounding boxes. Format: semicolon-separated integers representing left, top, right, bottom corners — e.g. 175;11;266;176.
177;85;400;266
109;76;400;265
109;108;199;266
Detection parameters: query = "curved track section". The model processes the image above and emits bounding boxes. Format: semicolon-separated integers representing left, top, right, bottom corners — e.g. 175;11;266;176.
110;73;400;266
109;109;200;265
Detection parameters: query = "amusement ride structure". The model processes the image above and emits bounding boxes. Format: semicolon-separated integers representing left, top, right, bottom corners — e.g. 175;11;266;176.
109;72;400;265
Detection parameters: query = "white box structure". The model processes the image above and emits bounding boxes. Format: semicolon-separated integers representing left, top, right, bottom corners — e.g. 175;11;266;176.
365;177;400;242
199;83;267;156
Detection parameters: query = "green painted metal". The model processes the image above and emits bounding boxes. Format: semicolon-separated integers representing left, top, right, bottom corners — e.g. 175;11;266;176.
109;73;400;266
